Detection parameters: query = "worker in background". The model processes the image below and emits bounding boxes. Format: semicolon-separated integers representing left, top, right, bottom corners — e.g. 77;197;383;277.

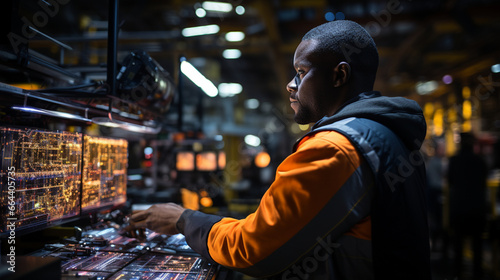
128;20;431;280
448;132;488;279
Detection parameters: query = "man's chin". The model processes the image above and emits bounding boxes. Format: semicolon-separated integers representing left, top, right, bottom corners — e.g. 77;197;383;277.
294;115;311;125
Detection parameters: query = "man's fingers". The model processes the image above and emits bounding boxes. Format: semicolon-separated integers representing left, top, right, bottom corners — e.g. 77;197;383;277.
130;210;149;222
132;221;148;229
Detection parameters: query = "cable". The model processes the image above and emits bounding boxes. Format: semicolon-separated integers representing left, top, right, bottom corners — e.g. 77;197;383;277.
27;81;105;93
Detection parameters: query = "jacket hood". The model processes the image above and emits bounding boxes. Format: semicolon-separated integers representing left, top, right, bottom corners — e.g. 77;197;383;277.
312;91;426;151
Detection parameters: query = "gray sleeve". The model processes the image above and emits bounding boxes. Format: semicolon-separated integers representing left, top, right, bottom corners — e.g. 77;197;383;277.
176;209;223;263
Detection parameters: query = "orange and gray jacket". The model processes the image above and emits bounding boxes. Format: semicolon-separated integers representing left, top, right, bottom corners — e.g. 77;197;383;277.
176;91;431;280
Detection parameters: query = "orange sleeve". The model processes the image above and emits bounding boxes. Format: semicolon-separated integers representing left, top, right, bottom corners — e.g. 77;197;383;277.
205;131;371;274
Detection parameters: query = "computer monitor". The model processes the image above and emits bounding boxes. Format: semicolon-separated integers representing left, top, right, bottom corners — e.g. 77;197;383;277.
196;152;217;172
81;135;128;214
0;127;82;237
218;151;226;170
176;151;195;171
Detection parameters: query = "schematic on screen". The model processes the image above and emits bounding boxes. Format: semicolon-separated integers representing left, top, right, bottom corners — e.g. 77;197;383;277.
82;135;128;213
0;127;82;236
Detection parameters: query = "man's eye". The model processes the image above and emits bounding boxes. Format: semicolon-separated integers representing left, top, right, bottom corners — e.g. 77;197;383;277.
294;73;302;87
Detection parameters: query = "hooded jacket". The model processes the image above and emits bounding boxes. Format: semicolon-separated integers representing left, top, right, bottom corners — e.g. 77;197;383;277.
176;91;431;279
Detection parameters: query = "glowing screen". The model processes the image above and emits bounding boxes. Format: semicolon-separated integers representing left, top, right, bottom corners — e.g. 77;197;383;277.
82;135;128;212
0;127;82;235
176;152;195;171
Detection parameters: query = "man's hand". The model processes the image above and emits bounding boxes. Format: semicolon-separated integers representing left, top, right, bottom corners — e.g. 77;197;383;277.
128;203;186;235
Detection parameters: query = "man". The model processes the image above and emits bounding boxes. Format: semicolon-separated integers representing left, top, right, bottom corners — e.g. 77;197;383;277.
448;133;487;278
129;20;431;279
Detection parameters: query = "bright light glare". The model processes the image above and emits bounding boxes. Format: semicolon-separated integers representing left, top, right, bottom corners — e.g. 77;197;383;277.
299;124;310;131
128;174;143;181
245;99;259;109
225;31;245;42
218;83;242;97
195;8;207;18
416;80;438;95
255;152;271;168
492;64;500;73
181;60;218;97
144;147;153;155
244;135;261;147
202;1;233;12
442;75;453;85
182;24;219;37
222;49;241;59
235;6;245;15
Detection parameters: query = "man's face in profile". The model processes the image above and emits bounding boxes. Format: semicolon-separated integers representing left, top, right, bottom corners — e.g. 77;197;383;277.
287;40;340;125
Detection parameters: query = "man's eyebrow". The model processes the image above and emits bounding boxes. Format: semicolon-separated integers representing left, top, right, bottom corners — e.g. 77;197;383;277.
294;60;311;69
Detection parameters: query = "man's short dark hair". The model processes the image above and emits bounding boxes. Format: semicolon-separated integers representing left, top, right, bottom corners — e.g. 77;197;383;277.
302;20;379;89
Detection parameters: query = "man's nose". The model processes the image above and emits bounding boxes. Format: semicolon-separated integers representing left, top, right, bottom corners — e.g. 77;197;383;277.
287;78;298;93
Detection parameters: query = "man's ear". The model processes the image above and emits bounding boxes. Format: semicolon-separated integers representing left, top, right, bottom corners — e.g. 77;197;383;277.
333;62;351;87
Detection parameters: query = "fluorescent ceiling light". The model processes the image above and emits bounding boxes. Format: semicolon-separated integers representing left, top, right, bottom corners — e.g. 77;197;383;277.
244;134;261;147
416;81;438;95
222;49;241;59
225;31;245;42
182;24;219;37
195;8;207;18
218;83;242;97
235;6;245;15
181;60;218;97
202;1;233;12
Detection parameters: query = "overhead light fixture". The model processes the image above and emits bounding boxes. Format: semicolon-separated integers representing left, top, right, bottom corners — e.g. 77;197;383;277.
244;134;261;147
218;83;242;97
235;6;245;15
222;49;241;59
181;59;218;97
195;8;207;18
416;80;438;95
225;31;245;42
202;1;233;12
182;24;220;37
